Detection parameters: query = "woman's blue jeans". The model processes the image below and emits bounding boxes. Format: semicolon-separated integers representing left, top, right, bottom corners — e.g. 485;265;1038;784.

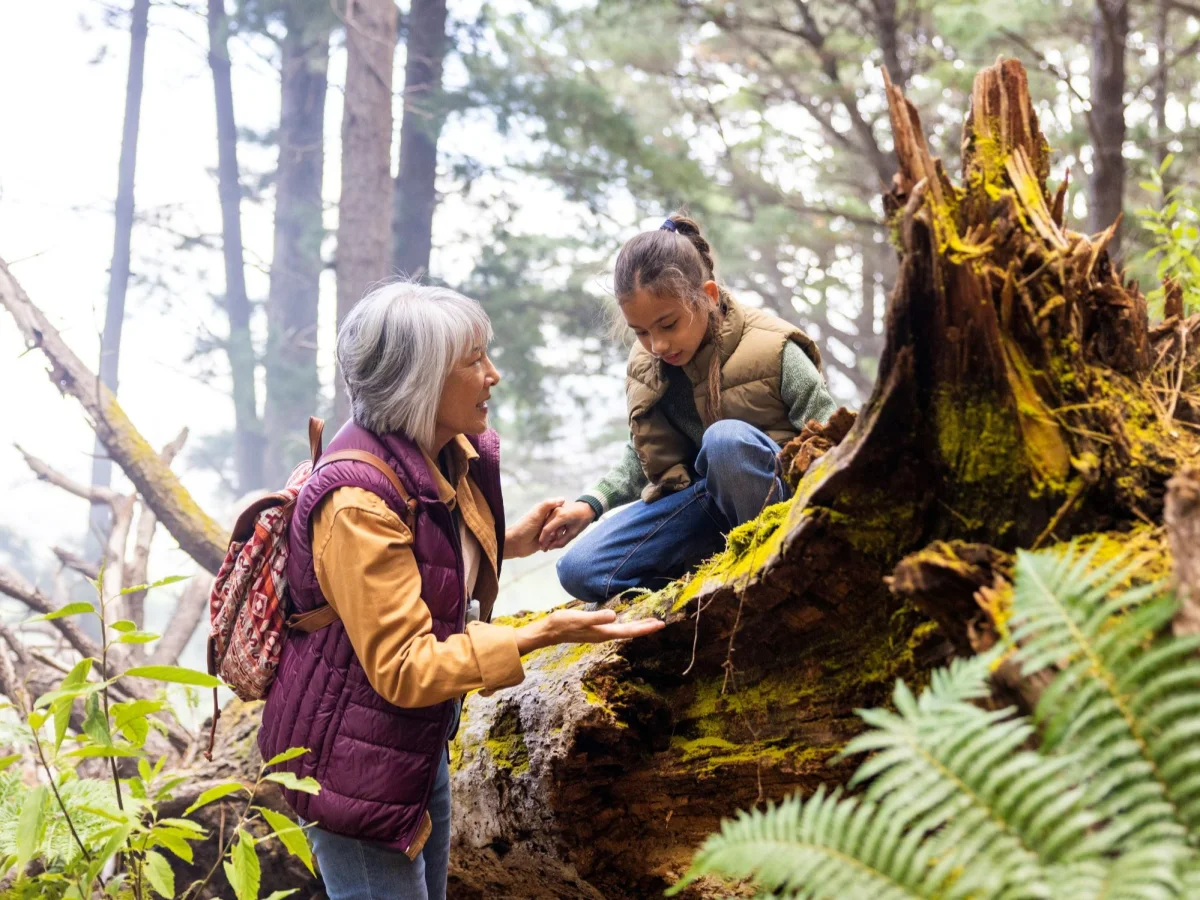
305;750;452;899
557;420;787;603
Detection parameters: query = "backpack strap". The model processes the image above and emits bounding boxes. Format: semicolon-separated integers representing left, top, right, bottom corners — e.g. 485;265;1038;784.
314;449;420;526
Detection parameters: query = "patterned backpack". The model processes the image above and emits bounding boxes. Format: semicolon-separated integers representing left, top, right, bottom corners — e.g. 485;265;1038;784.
203;416;410;757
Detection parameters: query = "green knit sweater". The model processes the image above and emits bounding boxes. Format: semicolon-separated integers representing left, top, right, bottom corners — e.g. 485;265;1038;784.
580;341;836;514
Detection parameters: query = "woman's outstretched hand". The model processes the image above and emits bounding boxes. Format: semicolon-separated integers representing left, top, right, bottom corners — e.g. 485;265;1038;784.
514;608;664;655
505;498;564;559
538;500;596;551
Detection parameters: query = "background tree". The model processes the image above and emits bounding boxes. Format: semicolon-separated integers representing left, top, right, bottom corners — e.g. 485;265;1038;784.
333;0;398;426
257;0;334;484
88;0;151;549
393;0;450;279
207;0;265;495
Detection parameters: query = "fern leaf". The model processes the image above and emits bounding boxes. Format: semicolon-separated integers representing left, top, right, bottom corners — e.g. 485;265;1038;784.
668;788;940;900
841;664;1105;893
1010;546;1197;846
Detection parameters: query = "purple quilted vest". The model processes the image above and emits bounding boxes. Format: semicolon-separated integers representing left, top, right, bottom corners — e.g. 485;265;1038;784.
257;421;504;853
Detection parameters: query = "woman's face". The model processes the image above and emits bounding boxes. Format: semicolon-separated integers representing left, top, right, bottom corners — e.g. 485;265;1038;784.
622;280;720;368
434;343;500;445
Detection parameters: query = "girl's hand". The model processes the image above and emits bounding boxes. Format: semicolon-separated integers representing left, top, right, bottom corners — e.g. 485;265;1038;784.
515;608;664;655
505;498;564;559
538;501;596;551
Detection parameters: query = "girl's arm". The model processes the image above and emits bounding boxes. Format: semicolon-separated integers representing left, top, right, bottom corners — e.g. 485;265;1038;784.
781;342;838;430
578;441;647;517
538;441;649;551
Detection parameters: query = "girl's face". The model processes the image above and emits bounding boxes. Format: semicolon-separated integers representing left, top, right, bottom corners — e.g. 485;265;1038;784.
622;281;720;367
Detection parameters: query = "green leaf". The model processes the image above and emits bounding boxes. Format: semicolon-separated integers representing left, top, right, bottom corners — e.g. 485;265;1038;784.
120;574;190;595
1139;180;1160;195
115;631;162;645
82;692;114;747
35;679;111;711
62;744;142;759
108;620;138;633
27;709;46;730
0;754;21;774
264;747;310;767
184;781;248;815
225;829;261;900
260;807;314;874
144;849;176;898
15;785;47;872
1161;152;1176;175
122;665;221;688
263;772;321;795
94;821;132;871
149;827;195;863
28;601;96;622
263;892;299;900
50;657;96;749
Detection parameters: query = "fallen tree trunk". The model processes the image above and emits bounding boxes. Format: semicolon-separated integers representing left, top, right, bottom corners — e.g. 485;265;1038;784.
444;59;1200;899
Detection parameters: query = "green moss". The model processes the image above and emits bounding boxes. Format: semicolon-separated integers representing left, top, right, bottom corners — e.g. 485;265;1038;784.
484;706;530;777
665;500;793;613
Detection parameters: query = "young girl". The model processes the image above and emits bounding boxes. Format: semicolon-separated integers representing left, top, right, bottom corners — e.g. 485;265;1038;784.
540;213;837;603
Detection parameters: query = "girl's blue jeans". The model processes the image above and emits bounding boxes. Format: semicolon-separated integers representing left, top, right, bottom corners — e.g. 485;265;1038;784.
557;420;787;603
304;750;452;899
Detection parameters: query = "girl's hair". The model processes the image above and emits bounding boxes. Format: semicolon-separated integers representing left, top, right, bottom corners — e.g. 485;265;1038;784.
337;281;493;449
613;212;728;423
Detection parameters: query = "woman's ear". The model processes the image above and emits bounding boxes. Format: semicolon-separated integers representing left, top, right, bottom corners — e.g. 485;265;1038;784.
702;280;720;306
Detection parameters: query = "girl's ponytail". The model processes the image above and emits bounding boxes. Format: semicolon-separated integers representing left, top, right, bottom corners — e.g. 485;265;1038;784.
665;214;725;425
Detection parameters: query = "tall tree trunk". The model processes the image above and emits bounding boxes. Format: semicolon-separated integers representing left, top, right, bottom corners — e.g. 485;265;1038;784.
88;0;150;550
392;0;448;279
263;5;330;485
1088;0;1128;255
208;0;264;495
1151;0;1172;187
334;0;398;426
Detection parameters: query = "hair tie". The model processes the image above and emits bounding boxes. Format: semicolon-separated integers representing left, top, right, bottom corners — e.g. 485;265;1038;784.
659;219;677;233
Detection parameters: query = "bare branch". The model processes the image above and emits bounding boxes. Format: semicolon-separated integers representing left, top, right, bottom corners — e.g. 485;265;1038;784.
147;573;212;668
53;546;100;581
0;258;227;572
0;565;101;660
15;444;119;506
101;495;136;620
123;427;190;636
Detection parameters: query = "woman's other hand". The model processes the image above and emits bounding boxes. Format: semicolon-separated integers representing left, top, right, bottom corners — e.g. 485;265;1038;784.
505;498;564;559
538;501;596;551
514;608;664;655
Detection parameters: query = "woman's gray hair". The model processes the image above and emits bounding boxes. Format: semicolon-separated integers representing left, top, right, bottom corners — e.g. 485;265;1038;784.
336;282;493;448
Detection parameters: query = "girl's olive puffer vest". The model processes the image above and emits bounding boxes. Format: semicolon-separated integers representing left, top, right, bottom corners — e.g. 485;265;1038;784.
625;297;821;501
257;421;504;853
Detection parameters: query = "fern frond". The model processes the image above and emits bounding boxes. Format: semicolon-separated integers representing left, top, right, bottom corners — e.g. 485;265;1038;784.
1010;546;1200;846
667;788;944;900
840;656;1106;898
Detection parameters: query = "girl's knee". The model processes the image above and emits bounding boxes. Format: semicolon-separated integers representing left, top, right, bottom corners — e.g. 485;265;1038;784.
556;547;599;602
701;419;768;453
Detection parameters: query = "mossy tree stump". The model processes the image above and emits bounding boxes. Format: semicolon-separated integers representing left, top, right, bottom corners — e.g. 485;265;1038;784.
445;59;1200;899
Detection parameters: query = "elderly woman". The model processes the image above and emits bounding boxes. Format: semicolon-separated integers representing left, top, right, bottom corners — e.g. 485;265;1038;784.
258;283;662;900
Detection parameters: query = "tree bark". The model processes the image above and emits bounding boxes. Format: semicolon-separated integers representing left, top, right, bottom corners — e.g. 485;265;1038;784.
1088;0;1128;255
264;6;331;485
392;0;449;279
334;0;399;426
88;0;150;553
208;0;265;495
0;257;228;573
